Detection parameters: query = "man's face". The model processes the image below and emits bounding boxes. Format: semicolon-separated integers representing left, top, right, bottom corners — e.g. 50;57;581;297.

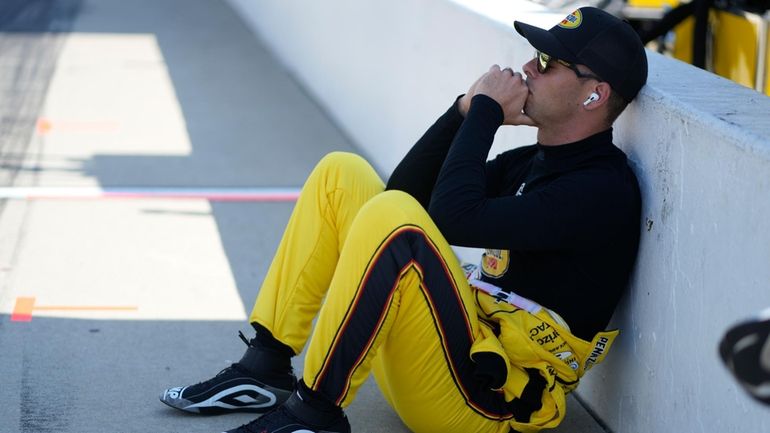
520;52;597;127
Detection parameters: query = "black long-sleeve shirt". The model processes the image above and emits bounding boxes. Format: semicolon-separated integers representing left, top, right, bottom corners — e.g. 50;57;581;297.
387;95;641;340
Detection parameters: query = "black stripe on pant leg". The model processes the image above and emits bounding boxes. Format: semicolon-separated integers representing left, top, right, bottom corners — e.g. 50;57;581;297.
311;225;417;404
408;229;514;420
312;225;513;419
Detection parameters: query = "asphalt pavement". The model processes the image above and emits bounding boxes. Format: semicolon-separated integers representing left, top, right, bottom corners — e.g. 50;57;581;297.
0;1;605;432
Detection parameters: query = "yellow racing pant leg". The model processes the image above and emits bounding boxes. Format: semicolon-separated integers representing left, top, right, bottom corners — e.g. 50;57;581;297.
249;151;385;354
302;190;512;433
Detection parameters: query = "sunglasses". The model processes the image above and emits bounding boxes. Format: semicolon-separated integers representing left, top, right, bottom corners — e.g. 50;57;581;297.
535;50;603;81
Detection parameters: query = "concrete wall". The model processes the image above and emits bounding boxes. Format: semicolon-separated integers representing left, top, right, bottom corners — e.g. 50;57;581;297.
228;0;770;432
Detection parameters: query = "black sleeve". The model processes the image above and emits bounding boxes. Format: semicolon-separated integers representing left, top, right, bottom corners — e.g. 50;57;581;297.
428;94;617;250
483;151;511;197
385;96;465;209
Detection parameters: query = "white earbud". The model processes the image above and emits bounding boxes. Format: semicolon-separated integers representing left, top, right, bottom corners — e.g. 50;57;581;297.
583;92;600;106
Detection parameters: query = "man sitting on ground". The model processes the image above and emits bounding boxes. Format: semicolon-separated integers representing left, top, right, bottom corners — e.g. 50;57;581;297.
160;7;647;433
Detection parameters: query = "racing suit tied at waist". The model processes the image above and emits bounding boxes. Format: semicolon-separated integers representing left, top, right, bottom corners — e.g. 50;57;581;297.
464;264;618;432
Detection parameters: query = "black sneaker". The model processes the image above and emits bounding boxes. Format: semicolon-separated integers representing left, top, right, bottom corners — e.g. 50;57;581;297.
160;332;297;414
222;390;351;433
160;364;294;414
719;308;770;405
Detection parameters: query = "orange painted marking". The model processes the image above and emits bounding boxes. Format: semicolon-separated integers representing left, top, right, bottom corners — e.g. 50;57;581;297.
34;305;138;311
36;118;120;135
11;297;35;322
10;296;138;322
36;119;52;135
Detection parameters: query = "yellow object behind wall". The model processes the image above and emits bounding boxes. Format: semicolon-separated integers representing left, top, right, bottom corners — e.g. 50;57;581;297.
672;17;695;64
627;0;679;8
626;0;769;96
711;10;759;90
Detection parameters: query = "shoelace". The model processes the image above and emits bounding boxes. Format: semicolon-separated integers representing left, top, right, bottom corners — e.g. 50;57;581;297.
189;331;295;394
190;364;244;389
238;330;253;347
238;330;295;376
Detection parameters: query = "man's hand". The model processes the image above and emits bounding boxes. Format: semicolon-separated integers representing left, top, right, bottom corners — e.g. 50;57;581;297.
469;65;535;127
457;73;484;117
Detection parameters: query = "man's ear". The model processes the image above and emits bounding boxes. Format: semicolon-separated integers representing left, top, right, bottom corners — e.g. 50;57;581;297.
583;82;612;110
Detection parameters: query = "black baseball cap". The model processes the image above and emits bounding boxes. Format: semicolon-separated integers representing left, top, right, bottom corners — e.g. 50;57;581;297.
514;7;648;102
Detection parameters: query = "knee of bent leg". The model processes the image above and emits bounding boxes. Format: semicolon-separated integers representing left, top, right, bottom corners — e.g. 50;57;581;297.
315;151;375;178
309;152;384;197
308;152;383;192
357;190;431;228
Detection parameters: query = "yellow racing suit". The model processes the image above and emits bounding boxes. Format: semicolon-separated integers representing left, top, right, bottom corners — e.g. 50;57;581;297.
249;152;618;433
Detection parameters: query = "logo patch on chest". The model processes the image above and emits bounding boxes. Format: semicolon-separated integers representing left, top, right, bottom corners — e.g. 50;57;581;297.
480;249;510;278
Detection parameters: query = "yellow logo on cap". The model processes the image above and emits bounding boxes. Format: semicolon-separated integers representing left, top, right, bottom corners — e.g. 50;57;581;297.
558;9;582;29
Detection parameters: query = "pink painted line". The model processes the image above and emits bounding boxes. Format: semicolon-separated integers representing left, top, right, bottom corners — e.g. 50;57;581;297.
0;187;301;202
